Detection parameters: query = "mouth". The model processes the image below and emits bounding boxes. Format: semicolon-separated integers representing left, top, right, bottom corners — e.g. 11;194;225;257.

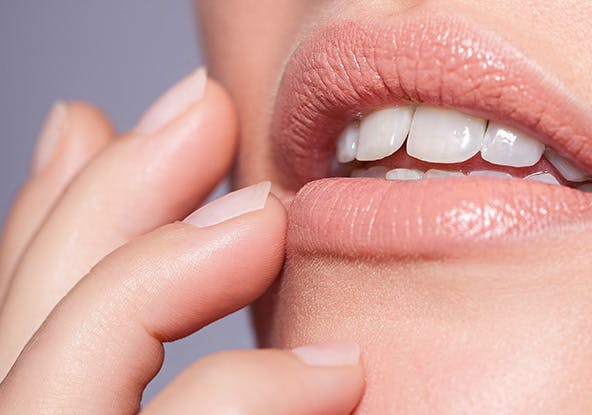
335;105;591;188
271;14;592;257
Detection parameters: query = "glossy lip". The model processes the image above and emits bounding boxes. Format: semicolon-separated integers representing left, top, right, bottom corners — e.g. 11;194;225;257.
271;15;592;190
270;14;592;257
289;178;592;258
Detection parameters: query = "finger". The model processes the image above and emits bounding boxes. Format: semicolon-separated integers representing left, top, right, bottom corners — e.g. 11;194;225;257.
0;101;114;301
0;69;238;374
0;185;286;414
142;346;364;415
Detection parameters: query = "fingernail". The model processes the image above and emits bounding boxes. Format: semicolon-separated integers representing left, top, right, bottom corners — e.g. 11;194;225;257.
292;342;360;367
184;181;272;228
32;101;68;174
135;67;207;134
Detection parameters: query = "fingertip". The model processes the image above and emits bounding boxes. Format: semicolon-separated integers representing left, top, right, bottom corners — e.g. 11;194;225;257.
32;100;115;176
67;101;115;137
292;348;366;415
290;342;366;407
65;100;115;152
266;191;289;226
140;76;239;206
135;68;207;134
256;192;289;258
292;341;361;367
196;189;288;300
181;75;239;147
188;184;288;284
156;75;239;156
198;77;239;136
144;348;365;415
1;100;115;284
138;70;239;152
184;182;287;231
31;101;68;174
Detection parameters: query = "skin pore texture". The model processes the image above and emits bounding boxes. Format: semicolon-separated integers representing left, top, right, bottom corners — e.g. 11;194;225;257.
197;1;592;413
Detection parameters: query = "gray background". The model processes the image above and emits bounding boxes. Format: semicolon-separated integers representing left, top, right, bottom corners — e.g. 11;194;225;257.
0;0;255;402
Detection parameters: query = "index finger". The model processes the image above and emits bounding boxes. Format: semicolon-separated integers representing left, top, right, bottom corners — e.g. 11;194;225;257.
0;184;286;414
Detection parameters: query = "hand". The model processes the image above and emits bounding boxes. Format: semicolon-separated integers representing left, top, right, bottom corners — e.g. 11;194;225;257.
0;69;365;414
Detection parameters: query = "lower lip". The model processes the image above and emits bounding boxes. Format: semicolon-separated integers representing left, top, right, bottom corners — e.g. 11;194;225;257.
287;178;592;258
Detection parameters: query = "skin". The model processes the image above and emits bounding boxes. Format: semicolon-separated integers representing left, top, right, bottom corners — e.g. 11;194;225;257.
0;78;364;413
0;1;590;413
197;0;592;413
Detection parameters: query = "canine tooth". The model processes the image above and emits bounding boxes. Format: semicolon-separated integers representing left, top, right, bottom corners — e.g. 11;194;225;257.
524;173;560;185
407;106;486;164
469;170;513;178
579;184;592;193
351;166;389;178
481;122;545;167
425;169;464;179
356;107;414;161
386;168;424;181
336;123;359;163
545;148;590;182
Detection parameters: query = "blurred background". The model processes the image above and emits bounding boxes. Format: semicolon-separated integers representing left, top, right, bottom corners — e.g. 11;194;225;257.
0;0;255;402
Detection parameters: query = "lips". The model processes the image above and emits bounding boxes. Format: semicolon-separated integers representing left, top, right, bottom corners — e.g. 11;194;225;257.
270;14;592;256
289;177;592;258
272;16;592;187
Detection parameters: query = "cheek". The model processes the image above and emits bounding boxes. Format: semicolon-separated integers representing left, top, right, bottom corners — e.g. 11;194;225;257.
253;233;592;414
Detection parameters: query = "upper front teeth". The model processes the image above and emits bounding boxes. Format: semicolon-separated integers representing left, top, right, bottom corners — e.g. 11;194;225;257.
336;123;359;163
407;106;486;163
356;107;415;161
339;105;549;168
482;121;545;167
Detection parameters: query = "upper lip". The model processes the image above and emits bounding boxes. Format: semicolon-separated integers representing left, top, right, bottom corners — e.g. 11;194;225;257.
271;13;592;190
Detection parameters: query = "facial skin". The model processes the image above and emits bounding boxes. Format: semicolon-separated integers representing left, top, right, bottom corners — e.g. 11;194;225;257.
197;1;592;413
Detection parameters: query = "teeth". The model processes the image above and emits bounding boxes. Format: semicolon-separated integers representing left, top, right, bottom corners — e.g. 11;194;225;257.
356;107;415;161
386;168;424;181
407;106;486;163
545;148;591;183
336;123;360;163
481;122;545;167
524;173;561;185
349;166;591;190
424;169;464;179
337;104;589;189
469;170;513;178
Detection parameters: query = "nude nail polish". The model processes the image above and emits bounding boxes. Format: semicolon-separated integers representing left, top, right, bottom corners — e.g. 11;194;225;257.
135;67;207;134
292;342;361;367
32;101;68;174
184;182;272;228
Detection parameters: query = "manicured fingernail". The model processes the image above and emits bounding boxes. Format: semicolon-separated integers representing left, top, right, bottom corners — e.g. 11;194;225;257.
135;67;207;134
32;101;68;174
292;342;360;367
184;181;272;228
